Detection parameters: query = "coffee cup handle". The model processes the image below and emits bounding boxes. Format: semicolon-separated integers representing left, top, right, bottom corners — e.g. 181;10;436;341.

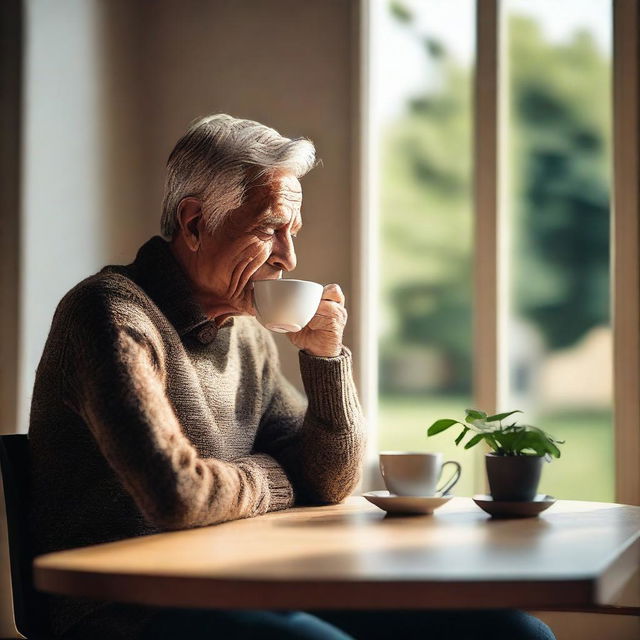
437;460;461;496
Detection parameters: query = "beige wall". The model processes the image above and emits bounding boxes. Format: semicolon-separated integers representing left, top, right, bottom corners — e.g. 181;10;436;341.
19;0;108;433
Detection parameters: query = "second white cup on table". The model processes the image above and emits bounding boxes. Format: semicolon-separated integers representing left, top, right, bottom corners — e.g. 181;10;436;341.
379;452;461;497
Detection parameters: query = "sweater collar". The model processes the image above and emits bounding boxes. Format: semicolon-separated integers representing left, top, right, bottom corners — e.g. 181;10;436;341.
129;236;233;343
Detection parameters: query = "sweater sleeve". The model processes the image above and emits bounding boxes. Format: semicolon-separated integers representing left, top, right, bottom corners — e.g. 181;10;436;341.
254;331;366;505
62;289;294;531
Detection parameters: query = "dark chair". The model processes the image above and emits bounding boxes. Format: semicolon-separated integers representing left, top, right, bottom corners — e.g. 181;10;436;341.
0;434;52;639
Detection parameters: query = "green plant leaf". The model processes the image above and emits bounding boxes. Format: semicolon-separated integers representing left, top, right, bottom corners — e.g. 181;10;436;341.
486;410;522;423
465;409;487;424
545;439;561;458
518;432;546;456
455;427;469;446
493;430;520;454
511;428;529;454
427;419;460;436
484;434;502;453
464;433;485;449
427;409;564;458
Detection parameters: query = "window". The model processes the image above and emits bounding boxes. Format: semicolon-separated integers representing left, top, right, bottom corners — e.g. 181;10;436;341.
370;0;478;496
362;0;640;504
503;0;613;501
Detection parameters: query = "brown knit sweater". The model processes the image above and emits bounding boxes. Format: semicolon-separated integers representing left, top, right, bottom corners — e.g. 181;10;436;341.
28;236;365;640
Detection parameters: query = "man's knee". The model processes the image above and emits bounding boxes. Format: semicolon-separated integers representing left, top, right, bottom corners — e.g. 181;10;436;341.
487;610;556;640
240;610;353;640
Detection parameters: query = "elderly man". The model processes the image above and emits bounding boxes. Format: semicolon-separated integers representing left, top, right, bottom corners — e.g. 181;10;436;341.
29;115;554;640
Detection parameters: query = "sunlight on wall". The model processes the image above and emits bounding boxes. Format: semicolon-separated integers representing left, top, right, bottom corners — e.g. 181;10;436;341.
19;0;105;431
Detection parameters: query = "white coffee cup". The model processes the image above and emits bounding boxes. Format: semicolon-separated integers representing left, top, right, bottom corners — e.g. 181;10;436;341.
252;279;323;333
379;452;461;497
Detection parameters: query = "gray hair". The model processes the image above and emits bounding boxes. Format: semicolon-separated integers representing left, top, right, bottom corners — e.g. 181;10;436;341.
160;114;317;238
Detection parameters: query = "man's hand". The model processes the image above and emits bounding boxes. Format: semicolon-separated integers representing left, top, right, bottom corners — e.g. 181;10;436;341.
287;284;347;357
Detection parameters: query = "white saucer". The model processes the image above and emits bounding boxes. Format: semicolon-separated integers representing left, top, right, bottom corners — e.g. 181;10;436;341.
363;490;453;515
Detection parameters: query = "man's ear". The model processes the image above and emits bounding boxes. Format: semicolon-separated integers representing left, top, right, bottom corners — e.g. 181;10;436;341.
176;198;203;252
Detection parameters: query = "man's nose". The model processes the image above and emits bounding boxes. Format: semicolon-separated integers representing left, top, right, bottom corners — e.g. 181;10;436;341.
269;233;297;272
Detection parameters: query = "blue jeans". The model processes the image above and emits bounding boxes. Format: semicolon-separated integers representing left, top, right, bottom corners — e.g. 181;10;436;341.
140;608;555;639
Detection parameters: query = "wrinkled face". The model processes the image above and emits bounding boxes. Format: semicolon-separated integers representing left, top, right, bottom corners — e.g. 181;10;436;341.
196;172;303;315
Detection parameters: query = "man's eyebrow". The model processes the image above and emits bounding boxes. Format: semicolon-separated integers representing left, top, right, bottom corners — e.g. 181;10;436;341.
259;214;303;230
258;214;288;226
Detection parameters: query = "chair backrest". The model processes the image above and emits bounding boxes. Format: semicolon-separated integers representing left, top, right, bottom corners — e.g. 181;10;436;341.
0;434;51;639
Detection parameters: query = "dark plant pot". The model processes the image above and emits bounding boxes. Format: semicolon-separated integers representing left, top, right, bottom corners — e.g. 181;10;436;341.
485;453;544;501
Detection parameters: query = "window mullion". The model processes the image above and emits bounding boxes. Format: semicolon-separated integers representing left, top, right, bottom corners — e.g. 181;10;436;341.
473;0;505;492
473;0;501;417
356;0;381;492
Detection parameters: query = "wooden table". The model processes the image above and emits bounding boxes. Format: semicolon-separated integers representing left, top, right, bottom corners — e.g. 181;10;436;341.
33;497;640;613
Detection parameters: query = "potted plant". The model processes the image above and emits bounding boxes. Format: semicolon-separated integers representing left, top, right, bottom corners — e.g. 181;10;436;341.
427;409;565;501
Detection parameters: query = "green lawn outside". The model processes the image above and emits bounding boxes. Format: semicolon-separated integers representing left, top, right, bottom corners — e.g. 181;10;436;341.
377;394;615;502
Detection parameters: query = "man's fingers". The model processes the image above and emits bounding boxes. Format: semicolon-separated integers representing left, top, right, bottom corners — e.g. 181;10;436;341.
315;300;348;321
322;283;345;306
307;313;344;332
307;301;348;330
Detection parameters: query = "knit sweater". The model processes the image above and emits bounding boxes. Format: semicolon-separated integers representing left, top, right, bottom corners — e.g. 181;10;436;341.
28;236;365;640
